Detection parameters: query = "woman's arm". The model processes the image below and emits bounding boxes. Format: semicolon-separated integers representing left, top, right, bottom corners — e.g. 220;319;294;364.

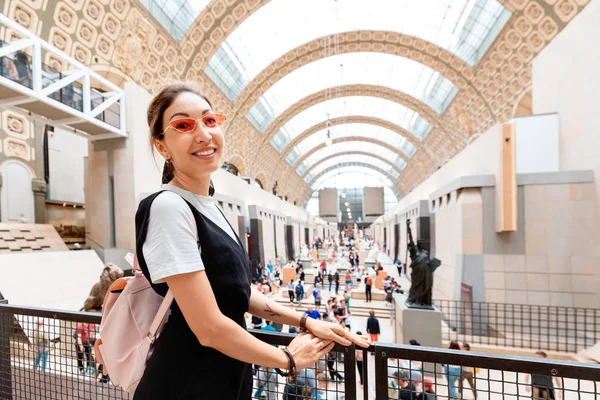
165;271;332;371
249;289;370;348
248;287;303;327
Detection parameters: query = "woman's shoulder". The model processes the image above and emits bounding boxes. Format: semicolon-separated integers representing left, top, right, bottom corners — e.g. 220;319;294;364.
148;191;195;219
150;190;189;210
146;191;196;232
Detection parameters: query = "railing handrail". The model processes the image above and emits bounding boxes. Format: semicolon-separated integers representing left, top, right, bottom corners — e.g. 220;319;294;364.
2;302;599;379
434;298;600;311
0;302;101;323
372;342;600;381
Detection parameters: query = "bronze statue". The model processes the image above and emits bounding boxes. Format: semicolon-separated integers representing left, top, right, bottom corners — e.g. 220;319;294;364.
81;263;124;311
406;220;440;308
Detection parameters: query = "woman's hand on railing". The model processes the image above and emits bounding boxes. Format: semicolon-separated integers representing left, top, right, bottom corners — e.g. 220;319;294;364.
287;333;334;371
306;318;371;348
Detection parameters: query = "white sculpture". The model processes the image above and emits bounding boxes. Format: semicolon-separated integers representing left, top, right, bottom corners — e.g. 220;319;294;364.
366;246;379;262
300;245;310;260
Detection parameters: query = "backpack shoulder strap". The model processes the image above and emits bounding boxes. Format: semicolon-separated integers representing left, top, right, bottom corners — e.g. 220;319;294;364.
149;290;174;339
135;190;201;297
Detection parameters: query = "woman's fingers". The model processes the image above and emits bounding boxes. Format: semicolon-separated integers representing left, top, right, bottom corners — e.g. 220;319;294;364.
329;325;353;346
317;341;335;359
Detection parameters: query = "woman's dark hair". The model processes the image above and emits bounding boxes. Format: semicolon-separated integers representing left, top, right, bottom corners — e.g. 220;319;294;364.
449;340;460;350
147;82;216;195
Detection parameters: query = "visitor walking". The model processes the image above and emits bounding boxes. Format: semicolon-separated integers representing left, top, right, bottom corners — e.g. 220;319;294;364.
313;283;322;307
459;343;477;399
288;280;296;303
525;351;562;400
75;322;95;375
32;318;50;371
365;274;373;302
443;341;462;400
295;279;304;303
366;311;381;343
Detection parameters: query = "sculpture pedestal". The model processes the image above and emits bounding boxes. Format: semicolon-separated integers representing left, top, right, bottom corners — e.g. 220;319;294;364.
301;259;313;272
374;271;387;290
394;294;442;378
394;294;441;347
364;260;376;271
282;266;296;285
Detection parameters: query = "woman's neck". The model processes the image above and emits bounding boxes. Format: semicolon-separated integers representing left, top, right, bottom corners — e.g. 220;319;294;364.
169;173;211;196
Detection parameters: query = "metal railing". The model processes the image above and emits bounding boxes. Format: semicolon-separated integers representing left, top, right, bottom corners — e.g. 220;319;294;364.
0;39;121;130
434;299;600;353
0;302;599;399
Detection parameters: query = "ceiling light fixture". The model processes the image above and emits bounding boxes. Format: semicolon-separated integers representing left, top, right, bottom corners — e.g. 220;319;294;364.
325;129;332;146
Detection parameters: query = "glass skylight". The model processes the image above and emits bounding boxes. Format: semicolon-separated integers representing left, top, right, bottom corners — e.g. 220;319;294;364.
287;123;417;166
246;53;457;137
270;96;432;153
208;0;510;96
304;155;400;184
140;0;209;42
311;167;394;189
297;142;408;175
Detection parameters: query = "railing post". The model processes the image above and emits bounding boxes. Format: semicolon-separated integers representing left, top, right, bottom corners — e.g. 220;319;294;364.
362;348;369;400
373;344;388;400
343;344;356;400
0;300;13;400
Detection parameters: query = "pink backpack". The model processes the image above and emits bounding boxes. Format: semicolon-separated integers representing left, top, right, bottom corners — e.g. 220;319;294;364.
94;253;173;393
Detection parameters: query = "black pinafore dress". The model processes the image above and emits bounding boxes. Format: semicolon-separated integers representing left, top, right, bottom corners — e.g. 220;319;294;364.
133;191;253;399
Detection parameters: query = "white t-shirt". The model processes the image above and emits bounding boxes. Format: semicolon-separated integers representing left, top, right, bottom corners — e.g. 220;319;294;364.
142;184;237;284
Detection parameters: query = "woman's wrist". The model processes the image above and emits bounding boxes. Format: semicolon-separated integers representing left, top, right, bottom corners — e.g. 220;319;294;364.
275;346;289;369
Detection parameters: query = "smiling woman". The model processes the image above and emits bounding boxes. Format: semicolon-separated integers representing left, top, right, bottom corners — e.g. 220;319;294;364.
131;81;369;399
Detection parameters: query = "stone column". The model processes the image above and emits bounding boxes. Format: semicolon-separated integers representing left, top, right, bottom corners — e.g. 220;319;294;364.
31;178;46;224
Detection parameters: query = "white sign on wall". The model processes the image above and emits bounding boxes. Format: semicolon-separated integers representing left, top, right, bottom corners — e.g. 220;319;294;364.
513;113;560;174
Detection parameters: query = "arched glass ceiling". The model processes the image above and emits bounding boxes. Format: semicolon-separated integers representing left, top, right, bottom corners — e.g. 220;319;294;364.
140;0;209;42
206;0;510;99
311;167;394;190
285;123;416;166
270;96;432;153
304;155;400;184
296;142;407;176
246;53;457;133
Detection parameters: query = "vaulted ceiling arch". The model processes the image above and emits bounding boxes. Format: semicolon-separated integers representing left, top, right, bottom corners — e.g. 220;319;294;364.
277;116;431;166
300;151;402;181
289;137;425;185
228;31;480;122
262;84;444;143
307;162;400;195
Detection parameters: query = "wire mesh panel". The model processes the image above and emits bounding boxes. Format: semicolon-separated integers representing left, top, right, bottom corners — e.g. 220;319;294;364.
374;344;600;400
434;300;600;353
251;330;357;400
5;308;129;400
2;303;600;400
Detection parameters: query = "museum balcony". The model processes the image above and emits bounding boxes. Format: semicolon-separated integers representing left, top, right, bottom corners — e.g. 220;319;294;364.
0;13;126;141
1;301;598;400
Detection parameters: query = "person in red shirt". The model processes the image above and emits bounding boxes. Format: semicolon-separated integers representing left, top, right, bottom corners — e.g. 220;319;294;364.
75;322;95;375
320;260;327;277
